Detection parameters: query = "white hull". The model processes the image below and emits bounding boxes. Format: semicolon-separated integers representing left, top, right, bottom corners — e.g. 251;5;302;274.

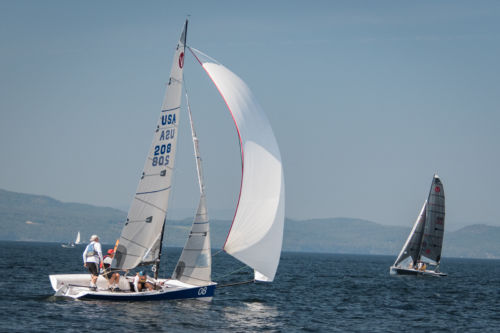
49;274;216;301
389;266;447;277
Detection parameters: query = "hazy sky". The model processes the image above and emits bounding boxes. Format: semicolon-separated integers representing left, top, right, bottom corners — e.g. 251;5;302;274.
1;1;499;229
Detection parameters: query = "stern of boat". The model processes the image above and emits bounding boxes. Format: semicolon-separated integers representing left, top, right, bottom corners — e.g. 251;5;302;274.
49;274;131;296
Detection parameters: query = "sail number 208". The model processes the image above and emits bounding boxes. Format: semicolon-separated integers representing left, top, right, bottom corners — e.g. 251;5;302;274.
152;144;171;166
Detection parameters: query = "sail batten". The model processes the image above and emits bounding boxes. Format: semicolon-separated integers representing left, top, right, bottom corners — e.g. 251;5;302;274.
190;47;285;282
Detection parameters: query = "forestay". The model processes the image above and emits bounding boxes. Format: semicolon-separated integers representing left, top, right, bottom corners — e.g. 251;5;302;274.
112;21;187;270
190;48;285;282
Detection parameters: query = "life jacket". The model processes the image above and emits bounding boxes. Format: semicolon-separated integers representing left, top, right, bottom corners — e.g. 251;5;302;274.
85;243;97;257
139;275;147;283
101;255;111;269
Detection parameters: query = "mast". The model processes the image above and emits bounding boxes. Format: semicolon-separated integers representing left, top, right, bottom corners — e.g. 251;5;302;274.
413;212;426;266
154;221;166;279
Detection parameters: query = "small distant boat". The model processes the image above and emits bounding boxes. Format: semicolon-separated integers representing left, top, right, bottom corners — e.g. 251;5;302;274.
390;174;447;277
49;18;284;301
61;231;81;248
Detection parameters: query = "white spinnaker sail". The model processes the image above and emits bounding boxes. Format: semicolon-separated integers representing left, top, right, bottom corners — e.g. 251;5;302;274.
190;48;285;282
113;21;187;270
172;92;212;286
75;231;81;245
393;200;426;267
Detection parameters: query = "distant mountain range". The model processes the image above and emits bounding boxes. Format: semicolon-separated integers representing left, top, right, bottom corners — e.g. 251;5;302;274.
1;188;499;259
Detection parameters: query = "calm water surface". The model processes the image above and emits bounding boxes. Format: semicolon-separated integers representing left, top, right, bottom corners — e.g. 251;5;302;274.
0;241;499;332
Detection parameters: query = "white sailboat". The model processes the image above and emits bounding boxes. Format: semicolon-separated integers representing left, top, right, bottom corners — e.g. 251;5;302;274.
61;231;81;248
390;174;446;277
49;19;285;301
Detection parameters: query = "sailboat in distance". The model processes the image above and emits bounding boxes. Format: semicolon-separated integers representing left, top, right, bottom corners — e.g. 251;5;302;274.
61;231;81;248
49;19;285;300
390;174;446;277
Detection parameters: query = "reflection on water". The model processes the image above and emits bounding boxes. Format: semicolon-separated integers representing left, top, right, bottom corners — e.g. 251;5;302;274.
222;301;280;331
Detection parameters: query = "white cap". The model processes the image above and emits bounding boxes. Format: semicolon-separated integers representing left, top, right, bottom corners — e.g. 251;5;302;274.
90;234;99;241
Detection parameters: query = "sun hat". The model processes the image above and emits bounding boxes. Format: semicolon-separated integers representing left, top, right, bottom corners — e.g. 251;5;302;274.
107;249;114;254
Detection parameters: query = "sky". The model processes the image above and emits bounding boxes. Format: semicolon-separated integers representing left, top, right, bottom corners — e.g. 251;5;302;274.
0;0;499;229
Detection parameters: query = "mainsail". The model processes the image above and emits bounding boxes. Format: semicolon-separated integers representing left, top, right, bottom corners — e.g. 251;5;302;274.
75;231;81;245
190;48;285;282
393;174;445;268
419;175;445;264
171;91;212;286
112;20;188;271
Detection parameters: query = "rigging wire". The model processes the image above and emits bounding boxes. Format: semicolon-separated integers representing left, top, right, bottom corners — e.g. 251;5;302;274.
216;264;250;280
215;264;255;288
217;279;254;288
211;249;224;257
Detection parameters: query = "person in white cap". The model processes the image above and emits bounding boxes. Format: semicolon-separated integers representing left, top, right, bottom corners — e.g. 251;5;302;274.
82;235;104;290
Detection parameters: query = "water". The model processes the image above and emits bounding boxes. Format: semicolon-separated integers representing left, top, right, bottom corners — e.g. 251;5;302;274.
1;241;499;332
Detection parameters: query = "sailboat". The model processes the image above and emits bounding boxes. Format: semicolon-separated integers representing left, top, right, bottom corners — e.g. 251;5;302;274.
61;231;81;248
390;174;446;277
49;19;285;300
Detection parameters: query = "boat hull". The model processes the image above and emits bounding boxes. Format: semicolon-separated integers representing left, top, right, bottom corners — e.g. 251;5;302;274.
49;274;216;301
389;266;447;277
80;284;216;301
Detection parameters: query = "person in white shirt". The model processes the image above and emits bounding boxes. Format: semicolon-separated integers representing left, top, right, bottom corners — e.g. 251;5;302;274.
82;235;104;290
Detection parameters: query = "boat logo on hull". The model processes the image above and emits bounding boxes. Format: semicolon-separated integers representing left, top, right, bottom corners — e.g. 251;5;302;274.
197;287;207;296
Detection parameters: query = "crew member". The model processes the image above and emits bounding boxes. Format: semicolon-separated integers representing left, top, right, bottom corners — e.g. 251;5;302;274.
102;249;120;291
82;234;104;290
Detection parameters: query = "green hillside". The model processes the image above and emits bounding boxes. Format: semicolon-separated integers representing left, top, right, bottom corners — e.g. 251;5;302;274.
0;189;124;243
1;189;499;259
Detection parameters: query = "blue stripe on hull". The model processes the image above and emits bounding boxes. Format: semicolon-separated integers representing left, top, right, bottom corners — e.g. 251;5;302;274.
80;284;216;301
